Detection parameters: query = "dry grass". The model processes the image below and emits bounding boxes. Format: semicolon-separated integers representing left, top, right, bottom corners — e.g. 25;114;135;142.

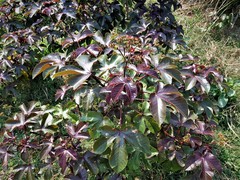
176;1;240;78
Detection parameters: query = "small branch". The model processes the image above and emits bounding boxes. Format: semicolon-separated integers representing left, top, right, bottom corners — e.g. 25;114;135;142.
61;20;81;48
92;75;105;87
119;102;123;126
137;75;146;81
118;48;128;77
135;98;150;102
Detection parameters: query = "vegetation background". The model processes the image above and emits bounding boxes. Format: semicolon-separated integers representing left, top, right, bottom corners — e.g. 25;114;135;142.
177;0;240;179
0;0;239;179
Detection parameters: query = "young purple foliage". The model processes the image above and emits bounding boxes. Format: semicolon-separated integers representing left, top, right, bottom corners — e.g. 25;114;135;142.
0;0;225;179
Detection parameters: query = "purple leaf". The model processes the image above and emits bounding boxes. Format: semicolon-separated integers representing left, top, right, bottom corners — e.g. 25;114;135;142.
87;44;102;57
204;152;222;173
102;76;137;104
62;30;93;48
189;136;202;148
40;138;53;160
55;147;78;174
0;147;14;168
71;47;87;59
150;84;188;125
66;122;89;140
150;93;166;126
193;121;214;136
55;85;70;101
185;152;202;171
128;64;159;78
157;59;183;83
158;138;175;152
185;151;222;179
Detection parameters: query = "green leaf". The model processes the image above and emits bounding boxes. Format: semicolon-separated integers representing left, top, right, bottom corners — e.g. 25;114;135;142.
145;117;159;133
218;94;228;108
200;99;214;119
99;54;123;72
81;111;103;126
99;126;116;137
84;152;99;175
14;170;25;180
138;117;146;133
75;55;95;73
128;151;141;171
227;89;235;97
67;73;91;90
109;137;128;173
124;131;150;154
93;136;115;154
93;31;111;46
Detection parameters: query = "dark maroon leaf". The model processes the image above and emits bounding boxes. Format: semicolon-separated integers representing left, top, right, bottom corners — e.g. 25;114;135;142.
71;47;87;59
0;147;14;168
150;93;166;126
5;112;37;131
168;150;185;167
204;152;222;173
185;152;202;171
150;84;188;125
87;44;102;57
102;76;137;104
55;147;78;174
62;30;93;48
67;161;88;180
203;67;223;82
185;151;222;179
13;164;34;180
111;83;125;102
169;114;183;127
66;122;89;140
55;85;70;101
157;59;183;83
128;64;159;78
193;121;214;136
180;54;199;61
158;138;175;152
40;138;53;160
168;113;194;129
189;137;202;148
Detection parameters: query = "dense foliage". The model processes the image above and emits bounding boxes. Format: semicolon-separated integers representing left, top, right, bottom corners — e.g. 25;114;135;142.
0;0;225;179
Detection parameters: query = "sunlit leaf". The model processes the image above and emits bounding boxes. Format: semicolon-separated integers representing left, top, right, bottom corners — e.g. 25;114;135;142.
109;136;128;173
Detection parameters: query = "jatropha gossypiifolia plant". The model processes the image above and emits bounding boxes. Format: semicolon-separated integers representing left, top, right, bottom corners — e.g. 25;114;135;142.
0;0;223;179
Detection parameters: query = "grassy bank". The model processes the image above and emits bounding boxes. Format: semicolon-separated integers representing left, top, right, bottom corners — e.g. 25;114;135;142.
176;1;240;179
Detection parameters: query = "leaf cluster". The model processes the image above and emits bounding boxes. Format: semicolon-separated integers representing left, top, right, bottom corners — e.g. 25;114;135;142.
0;0;225;179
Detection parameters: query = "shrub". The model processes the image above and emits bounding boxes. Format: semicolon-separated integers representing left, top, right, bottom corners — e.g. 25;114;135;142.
0;0;224;179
